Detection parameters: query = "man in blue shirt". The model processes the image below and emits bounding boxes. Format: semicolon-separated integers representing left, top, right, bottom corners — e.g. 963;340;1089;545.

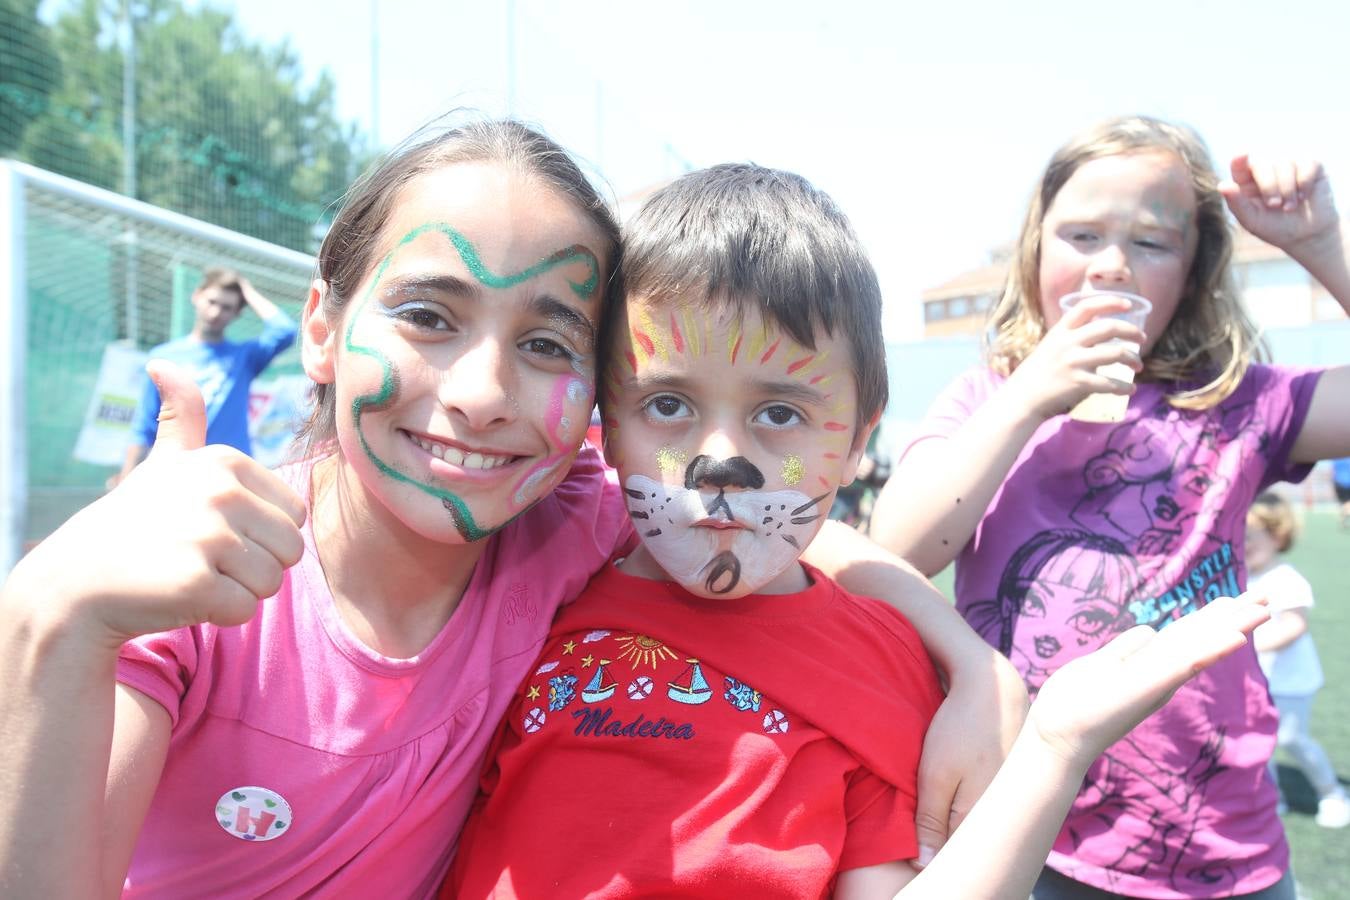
111;268;298;487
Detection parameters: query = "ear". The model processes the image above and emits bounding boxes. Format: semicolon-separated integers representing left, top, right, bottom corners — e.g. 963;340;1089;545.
837;413;880;486
301;279;338;384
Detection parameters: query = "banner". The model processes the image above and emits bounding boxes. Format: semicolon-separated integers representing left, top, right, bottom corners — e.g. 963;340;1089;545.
72;343;150;466
74;343;311;469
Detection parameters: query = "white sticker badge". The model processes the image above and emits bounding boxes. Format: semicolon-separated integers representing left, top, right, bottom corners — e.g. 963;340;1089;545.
215;786;292;842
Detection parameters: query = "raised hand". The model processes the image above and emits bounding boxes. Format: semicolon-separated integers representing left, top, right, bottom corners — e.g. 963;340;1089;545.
1026;595;1269;768
1003;293;1144;420
4;360;307;648
1220;155;1340;258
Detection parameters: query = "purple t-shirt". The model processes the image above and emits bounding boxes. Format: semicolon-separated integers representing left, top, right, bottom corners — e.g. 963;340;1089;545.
906;363;1320;899
115;446;629;898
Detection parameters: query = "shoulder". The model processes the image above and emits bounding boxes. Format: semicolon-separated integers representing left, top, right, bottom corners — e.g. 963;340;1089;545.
807;567;938;675
1228;362;1323;405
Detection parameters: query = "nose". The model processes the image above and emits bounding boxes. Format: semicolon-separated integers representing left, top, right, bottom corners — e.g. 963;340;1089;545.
684;426;764;491
1085;242;1133;290
439;337;518;430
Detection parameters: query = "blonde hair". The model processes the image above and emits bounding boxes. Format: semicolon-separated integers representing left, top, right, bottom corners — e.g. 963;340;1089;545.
1247;491;1298;553
984;115;1266;410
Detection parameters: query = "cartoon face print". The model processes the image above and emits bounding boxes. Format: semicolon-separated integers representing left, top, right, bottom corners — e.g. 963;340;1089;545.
971;529;1139;693
1038;152;1198;354
305;162;606;543
1072;399;1265;557
603;299;872;599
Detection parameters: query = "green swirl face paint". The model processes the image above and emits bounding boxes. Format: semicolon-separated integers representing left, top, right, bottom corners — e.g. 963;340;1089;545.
343;222;601;542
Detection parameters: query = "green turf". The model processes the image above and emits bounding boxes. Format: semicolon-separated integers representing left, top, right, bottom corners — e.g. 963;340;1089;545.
1277;510;1348;900
927;509;1348;898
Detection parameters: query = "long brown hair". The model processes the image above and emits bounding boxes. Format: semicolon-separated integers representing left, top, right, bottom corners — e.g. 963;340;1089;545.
984;115;1265;409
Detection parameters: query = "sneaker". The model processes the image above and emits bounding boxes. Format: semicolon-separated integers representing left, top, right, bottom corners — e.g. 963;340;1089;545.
1315;792;1350;828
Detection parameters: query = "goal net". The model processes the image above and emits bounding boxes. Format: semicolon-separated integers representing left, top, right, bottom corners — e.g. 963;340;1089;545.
1;160;314;574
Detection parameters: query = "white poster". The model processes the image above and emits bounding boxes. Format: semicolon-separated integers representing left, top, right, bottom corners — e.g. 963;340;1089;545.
247;375;313;469
72;342;149;466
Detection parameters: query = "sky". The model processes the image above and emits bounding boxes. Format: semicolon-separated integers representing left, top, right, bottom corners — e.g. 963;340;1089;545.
210;0;1350;339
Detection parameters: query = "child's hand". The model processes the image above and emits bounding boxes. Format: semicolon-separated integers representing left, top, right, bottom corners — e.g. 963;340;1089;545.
1221;156;1341;260
1026;595;1269;768
1004;294;1144;420
4;361;307;649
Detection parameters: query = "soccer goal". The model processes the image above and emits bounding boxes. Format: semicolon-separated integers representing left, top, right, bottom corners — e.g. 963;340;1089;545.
0;160;315;575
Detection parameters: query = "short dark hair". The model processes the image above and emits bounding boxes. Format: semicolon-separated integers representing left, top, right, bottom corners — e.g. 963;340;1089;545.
615;163;886;426
198;267;244;309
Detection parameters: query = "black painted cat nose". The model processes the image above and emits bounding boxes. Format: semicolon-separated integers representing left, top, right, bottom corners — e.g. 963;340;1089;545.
684;454;765;490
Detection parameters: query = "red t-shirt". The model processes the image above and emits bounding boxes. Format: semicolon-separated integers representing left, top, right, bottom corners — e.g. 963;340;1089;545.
446;562;944;898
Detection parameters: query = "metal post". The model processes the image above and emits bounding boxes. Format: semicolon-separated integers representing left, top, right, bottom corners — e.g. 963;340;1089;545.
0;162;29;575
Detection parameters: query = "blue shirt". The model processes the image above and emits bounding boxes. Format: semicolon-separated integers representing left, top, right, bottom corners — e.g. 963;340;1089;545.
131;313;299;455
1333;457;1350;488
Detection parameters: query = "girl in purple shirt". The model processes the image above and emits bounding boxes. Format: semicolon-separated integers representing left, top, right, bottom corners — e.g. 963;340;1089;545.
873;116;1350;899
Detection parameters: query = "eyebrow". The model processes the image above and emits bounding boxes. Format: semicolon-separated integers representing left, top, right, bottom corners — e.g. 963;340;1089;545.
625;372;829;406
530;295;596;350
379;273;480;302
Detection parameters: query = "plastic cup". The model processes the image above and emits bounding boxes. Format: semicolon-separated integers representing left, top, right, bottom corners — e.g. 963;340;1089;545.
1057;290;1151;423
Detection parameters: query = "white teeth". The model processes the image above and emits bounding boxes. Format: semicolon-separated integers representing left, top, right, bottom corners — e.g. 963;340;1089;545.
411;434;509;469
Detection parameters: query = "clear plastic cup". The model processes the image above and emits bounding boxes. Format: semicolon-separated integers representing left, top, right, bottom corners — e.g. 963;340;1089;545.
1057;290;1151;423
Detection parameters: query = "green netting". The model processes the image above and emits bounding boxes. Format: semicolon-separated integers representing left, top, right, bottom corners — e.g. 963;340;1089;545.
2;0;366;547
18;171;313;542
2;0;367;256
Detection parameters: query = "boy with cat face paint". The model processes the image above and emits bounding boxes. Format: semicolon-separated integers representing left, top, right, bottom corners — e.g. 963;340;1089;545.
444;164;1272;899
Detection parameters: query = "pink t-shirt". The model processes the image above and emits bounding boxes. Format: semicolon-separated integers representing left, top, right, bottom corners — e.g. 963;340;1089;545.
906;363;1320;899
115;447;628;899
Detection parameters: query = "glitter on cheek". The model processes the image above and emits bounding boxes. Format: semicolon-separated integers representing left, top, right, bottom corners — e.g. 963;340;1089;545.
780;454;805;487
656;446;688;477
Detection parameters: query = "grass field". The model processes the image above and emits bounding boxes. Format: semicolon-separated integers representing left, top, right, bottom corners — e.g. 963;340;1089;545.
930;508;1349;899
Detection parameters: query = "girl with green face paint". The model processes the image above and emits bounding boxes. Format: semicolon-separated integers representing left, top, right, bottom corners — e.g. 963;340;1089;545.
2;120;1050;899
0;120;633;898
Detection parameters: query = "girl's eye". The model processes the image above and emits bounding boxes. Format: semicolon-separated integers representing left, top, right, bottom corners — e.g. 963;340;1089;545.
754;405;802;427
645;395;690;420
1069;232;1098;244
1067;606;1113;637
1135;239;1167;251
522;337;572;360
1020;591;1047;618
394;305;449;331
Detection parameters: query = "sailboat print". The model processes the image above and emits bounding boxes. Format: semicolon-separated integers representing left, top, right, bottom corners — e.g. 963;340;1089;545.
581;659;617;702
667;659;713;705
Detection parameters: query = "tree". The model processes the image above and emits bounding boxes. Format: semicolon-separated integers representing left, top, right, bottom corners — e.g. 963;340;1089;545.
0;0;63;156
17;0;365;252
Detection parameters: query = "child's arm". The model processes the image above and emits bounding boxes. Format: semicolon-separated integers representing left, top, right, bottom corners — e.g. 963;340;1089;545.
0;362;306;897
1253;606;1309;654
864;594;1269;900
804;522;1029;860
868;295;1144;576
1219;156;1350;463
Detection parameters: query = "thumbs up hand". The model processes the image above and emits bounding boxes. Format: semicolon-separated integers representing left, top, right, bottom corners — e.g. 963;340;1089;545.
4;361;308;649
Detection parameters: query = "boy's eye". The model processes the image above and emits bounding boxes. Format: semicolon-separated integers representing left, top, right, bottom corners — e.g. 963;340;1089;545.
393;305;449;331
645;395;690;420
1135;238;1168;251
754;405;802;427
